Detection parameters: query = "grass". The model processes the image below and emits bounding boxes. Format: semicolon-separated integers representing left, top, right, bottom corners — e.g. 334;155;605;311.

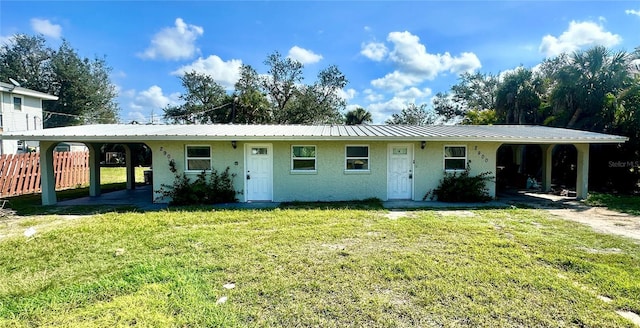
587;192;640;216
1;208;639;326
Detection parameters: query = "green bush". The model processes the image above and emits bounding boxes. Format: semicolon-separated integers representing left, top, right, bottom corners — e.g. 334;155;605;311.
156;159;238;205
425;165;494;202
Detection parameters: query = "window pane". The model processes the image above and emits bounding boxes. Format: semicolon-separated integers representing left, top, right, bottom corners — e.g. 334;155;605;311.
293;146;315;157
347;146;368;157
13;97;22;110
187;146;210;158
445;146;465;158
188;159;211;171
346;159;368;170
293;159;316;170
393;147;407;155
252;147;268;155
445;159;466;170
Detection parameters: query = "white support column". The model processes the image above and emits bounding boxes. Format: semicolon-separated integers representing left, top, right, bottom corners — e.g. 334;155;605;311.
39;141;57;205
575;143;590;200
541;144;554;192
123;144;135;190
88;143;102;197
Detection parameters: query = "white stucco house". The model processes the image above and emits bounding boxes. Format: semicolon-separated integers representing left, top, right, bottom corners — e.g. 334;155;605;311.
0;81;58;154
2;124;628;206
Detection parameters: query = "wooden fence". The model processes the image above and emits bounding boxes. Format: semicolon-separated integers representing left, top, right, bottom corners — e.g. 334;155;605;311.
0;151;90;197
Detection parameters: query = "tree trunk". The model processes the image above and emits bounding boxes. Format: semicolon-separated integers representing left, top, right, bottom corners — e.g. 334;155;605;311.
567;107;583;128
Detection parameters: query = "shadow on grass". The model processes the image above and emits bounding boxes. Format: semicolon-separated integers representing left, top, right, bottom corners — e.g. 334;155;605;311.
280;198;385;210
4;183;140;216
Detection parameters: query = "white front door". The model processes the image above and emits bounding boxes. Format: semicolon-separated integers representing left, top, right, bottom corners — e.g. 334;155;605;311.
387;144;413;199
245;144;273;201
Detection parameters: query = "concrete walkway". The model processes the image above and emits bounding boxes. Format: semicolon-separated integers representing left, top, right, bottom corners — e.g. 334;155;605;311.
57;185;167;211
55;185;579;212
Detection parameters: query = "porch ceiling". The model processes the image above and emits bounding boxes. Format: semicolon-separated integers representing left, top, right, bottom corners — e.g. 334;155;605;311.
3;124;628;144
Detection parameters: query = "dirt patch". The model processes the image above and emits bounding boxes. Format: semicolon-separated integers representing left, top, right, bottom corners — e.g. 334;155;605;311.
0;214;88;241
546;207;640;241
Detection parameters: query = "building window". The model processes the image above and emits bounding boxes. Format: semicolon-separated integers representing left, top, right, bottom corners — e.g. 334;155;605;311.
444;146;467;171
346;145;369;170
13;96;22;111
292;145;316;171
185;145;211;171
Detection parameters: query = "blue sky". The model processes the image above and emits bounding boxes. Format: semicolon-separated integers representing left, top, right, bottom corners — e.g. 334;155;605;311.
1;1;639;124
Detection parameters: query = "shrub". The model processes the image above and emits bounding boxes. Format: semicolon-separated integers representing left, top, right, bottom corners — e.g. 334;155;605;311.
424;165;494;202
156;159;238;205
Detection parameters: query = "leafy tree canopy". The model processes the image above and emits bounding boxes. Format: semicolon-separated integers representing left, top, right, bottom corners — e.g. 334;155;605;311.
0;34;119;127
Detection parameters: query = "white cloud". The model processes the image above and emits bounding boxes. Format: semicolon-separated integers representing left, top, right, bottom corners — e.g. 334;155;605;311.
360;42;388;61
626;9;640;17
364;89;384;102
124;85;180;123
337;88;357;101
365;87;433;124
368;31;481;91
287;46;323;64
172;55;242;89
539;21;622;57
139;18;203;60
30;18;62;38
396;87;432;100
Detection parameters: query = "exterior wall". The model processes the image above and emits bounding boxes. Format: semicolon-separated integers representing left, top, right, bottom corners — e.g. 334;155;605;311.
147;139;501;204
0;91;44;154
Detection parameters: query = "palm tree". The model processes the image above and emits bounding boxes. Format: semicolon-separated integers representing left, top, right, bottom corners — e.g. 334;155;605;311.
345;107;373;125
547;46;631;130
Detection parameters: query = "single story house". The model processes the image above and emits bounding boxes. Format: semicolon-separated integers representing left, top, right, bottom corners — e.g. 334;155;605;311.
2;124;628;205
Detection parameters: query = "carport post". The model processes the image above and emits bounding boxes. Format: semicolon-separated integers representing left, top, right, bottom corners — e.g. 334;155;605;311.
39;141;57;205
541;144;554;192
123;144;135;190
575;143;590;200
88;143;102;197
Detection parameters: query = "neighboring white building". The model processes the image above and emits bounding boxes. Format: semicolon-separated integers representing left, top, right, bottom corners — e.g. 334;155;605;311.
0;81;58;154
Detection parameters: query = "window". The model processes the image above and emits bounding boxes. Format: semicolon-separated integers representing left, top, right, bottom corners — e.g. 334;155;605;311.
444;146;467;171
185;145;211;171
346;145;369;170
13;96;22;111
292;145;316;171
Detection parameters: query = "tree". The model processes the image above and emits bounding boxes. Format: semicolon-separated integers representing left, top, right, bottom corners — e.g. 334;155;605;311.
462;109;498;125
545;46;631;130
46;42;119;127
495;67;543;124
0;34;120;127
345;107;373;125
261;51;304;122
233;64;271;124
386;103;436;125
433;72;498;123
163;71;229;124
0;34;52;92
284;65;347;124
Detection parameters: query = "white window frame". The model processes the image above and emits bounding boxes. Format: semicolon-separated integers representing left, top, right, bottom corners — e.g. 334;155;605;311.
444;145;467;172
291;145;317;173
13;96;23;111
345;145;370;172
185;145;212;172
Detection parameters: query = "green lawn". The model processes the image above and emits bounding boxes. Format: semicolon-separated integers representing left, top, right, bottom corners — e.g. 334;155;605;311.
1;207;639;327
587;192;640;216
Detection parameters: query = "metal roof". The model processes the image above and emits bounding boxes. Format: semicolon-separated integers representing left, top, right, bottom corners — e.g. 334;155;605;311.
0;82;59;100
1;124;628;144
